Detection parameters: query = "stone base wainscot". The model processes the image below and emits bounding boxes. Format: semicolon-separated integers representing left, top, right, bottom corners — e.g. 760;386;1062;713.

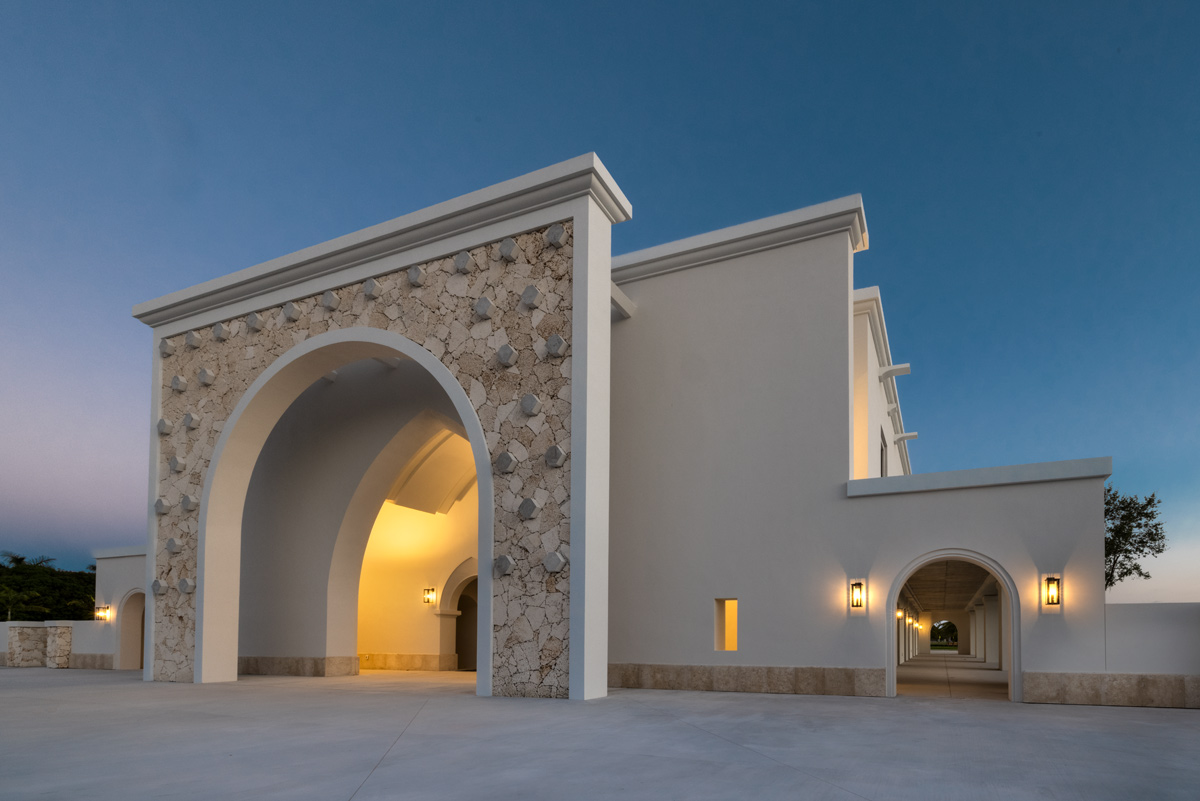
359;653;459;671
609;664;886;697
1024;672;1200;709
237;656;360;677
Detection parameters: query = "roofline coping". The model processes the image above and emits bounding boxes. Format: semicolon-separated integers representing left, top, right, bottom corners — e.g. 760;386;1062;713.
846;457;1113;498
92;546;148;560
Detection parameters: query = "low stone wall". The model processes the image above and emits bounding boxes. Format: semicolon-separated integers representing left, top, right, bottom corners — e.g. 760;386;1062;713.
609;663;886;697
237;656;360;677
45;624;73;668
1024;672;1200;709
69;653;115;670
7;623;48;667
359;653;458;671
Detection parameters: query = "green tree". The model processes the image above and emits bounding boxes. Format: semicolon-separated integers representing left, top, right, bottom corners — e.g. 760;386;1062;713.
0;584;50;621
1105;484;1167;589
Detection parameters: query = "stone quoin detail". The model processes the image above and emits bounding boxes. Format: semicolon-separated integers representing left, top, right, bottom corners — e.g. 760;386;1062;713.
152;222;575;696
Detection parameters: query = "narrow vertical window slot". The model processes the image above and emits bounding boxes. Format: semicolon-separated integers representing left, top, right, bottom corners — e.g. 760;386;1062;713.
715;598;738;651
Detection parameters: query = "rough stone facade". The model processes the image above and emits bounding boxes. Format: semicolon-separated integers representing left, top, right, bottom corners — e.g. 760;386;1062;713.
8;624;47;668
44;625;73;668
154;222;574;696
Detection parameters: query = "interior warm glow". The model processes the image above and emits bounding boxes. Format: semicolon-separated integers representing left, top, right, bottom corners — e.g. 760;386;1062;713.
715;598;738;651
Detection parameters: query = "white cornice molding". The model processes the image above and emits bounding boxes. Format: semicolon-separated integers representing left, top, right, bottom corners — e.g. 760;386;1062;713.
846;457;1113;498
611;194;867;286
133;153;631;330
853;287;912;474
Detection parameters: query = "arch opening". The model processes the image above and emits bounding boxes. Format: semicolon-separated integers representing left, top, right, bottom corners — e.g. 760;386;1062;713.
117;591;145;670
886;549;1021;702
197;328;494;693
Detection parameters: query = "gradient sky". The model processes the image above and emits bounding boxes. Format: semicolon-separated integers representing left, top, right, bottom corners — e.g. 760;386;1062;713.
1;2;1196;600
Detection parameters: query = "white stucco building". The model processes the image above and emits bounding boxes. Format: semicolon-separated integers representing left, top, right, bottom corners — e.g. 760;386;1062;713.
7;154;1195;708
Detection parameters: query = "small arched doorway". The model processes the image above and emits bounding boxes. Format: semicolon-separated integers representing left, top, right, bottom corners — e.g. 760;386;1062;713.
455;579;478;671
886;549;1021;701
117;591;145;670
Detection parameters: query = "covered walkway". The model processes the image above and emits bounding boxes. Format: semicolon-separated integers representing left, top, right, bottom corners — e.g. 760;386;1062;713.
896;652;1009;700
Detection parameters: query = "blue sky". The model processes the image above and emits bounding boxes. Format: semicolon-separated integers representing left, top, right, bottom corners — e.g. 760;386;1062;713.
1;2;1196;599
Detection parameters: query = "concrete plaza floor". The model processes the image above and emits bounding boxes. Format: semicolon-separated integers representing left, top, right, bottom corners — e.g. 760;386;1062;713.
897;652;1010;700
1;667;1197;800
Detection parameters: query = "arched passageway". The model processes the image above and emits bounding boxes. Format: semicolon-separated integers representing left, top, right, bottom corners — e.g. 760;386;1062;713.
197;328;494;692
887;550;1021;701
118;591;145;670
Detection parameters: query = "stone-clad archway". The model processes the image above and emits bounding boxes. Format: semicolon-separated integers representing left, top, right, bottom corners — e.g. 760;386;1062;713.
153;224;576;697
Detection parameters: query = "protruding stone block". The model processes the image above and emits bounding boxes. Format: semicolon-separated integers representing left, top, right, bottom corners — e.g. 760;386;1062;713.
543;551;567;573
178;578;196;594
494;554;515;577
520;393;543;416
180;494;199;512
499;237;521;262
159;338;175;357
321;290;341;310
151;579;167;595
169;456;186;473
197;367;216;386
154;498;172;515
283;302;302;322
495;451;518;473
497;343;517;367
475;296;496;319
545;223;568;248
156;418;174;436
246;312;265;331
545;444;567;468
362;278;383;299
212;322;232;341
521;285;543;308
454;251;476;274
408;265;426;286
185;330;203;349
545;334;568;357
518;497;542;520
170;375;188;393
182;412;200;430
165;537;183;554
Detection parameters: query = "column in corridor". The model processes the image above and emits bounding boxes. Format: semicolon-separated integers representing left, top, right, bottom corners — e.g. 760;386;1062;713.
984;595;1001;665
966;608;976;657
972;603;986;662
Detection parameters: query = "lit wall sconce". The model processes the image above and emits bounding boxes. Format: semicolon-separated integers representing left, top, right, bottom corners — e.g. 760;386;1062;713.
850;581;864;608
1045;576;1061;606
95;606;111;621
423;588;436;604
906;616;913;625
896;609;904;619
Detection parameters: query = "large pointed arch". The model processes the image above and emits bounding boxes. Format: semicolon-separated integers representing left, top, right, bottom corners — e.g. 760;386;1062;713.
193;327;494;694
885;548;1022;701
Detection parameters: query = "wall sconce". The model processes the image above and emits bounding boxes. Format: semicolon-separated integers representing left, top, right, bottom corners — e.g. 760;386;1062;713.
422;588;436;604
850;581;864;608
906;616;913;625
1045;576;1061;606
896;609;904;619
95;606;111;621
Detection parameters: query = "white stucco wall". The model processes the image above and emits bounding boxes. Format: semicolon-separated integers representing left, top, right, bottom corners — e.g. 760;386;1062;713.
609;206;1110;690
1105;603;1200;674
70;620;112;656
90;549;147;665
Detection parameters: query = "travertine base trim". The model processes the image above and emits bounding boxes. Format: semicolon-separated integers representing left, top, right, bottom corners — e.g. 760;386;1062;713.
1023;672;1200;709
359;653;458;671
238;656;361;677
609;663;886;697
0;651;6;667
69;653;115;670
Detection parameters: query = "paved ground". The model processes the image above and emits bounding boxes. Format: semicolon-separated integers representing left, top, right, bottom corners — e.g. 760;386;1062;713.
897;652;1010;700
1;667;1197;800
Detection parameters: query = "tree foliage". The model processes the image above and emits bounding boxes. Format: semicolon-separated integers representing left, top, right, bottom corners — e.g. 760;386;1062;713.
1105;484;1167;590
930;620;958;644
0;552;96;621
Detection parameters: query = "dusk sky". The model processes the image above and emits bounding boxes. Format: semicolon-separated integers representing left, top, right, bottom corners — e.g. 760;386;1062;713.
1;2;1196;601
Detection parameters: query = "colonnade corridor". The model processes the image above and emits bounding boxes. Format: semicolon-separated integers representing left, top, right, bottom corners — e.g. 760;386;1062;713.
896;653;1009;700
894;558;1012;701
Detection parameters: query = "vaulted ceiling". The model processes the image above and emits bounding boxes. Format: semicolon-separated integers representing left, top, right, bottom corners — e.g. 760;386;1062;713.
902;560;993;611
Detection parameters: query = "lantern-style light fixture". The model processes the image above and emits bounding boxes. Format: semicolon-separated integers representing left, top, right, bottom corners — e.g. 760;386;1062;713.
896;609;904;619
95;606;111;621
850;581;864;608
422;588;436;604
1045;576;1061;606
906;616;913;625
